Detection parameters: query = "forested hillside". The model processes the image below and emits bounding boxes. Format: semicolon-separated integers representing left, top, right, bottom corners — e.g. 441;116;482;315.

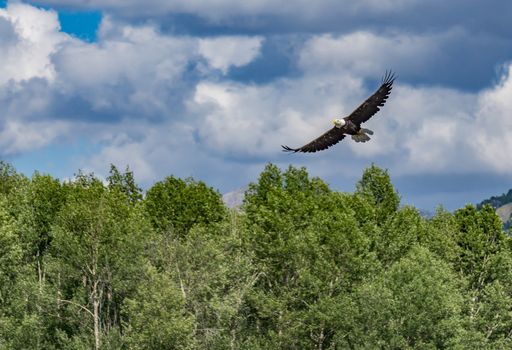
479;189;512;209
1;161;511;349
479;189;512;229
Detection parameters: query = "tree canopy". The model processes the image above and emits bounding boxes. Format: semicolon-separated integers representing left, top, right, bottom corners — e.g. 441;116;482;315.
0;161;510;349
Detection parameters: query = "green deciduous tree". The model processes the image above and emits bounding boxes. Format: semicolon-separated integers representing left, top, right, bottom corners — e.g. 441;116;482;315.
454;204;506;289
0;161;27;198
243;164;379;349
339;247;463;349
140;218;258;350
0;196;48;349
124;263;197;350
49;172;153;349
0;160;511;349
422;207;460;263
145;176;226;236
16;173;64;289
107;164;142;204
375;206;423;265
356;164;400;223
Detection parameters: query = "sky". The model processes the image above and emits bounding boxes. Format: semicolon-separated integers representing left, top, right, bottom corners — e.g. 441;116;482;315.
1;0;512;211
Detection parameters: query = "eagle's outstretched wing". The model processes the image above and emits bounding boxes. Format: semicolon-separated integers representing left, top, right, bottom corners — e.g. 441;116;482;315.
345;70;395;126
282;127;345;153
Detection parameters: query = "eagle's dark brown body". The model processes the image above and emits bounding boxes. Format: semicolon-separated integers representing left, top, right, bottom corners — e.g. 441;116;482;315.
282;71;395;153
342;119;360;135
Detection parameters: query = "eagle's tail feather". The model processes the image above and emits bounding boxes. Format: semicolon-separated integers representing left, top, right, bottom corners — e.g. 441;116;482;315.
352;129;372;143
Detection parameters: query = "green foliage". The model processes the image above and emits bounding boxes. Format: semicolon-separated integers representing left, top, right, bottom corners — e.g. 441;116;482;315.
421;207;460;263
16;173;64;266
0;197;48;349
48;172;154;348
0;161;27;198
243;164;379;349
356;163;400;223
454;204;506;288
0;160;511;349
146;219;258;349
107;164;142;204
0;197;22;293
124;264;196;350
145;176;226;235
374;206;423;265
341;247;464;349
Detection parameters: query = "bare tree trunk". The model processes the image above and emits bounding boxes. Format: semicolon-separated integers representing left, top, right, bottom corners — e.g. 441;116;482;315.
317;326;325;350
278;310;283;346
37;253;44;289
230;328;237;350
92;279;101;350
91;246;101;350
177;266;187;300
37;253;44;314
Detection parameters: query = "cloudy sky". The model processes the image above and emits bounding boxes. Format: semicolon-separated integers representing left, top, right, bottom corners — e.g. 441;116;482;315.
1;0;512;210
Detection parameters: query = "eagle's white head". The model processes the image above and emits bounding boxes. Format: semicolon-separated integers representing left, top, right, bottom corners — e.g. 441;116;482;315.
332;118;346;128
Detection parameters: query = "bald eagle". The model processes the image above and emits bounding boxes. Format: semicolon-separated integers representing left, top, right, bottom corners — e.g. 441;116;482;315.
282;71;395;153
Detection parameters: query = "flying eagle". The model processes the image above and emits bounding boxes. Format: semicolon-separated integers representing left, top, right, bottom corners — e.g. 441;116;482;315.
282;71;395;153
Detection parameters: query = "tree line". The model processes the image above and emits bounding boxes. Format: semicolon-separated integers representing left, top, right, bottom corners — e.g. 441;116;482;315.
0;161;511;349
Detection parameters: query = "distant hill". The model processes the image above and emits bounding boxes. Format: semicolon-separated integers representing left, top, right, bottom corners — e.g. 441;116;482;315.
478;189;512;229
478;189;512;209
222;188;245;208
496;203;512;224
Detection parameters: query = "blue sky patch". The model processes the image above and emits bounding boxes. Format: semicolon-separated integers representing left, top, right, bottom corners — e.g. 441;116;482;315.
227;36;302;84
58;10;101;42
10;138;102;180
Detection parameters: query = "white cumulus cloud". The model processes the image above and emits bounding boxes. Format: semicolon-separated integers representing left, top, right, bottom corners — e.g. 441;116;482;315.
3;2;512;211
198;36;263;74
0;3;69;85
0;5;265;160
473;64;512;172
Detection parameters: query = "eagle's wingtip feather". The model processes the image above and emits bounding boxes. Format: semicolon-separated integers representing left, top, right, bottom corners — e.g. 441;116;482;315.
281;145;298;153
382;70;396;85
